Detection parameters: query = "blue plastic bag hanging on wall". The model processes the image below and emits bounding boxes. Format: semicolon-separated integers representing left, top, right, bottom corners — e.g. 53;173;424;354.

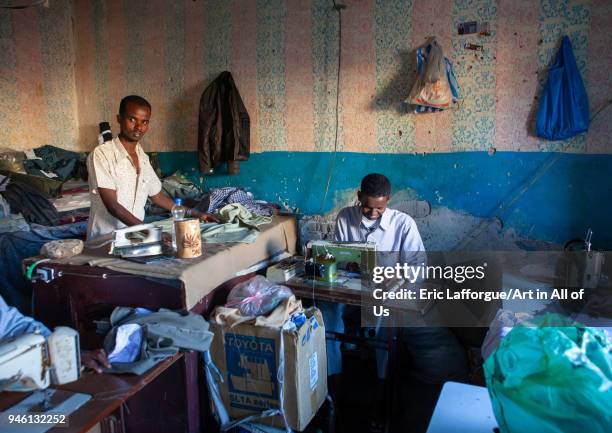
535;36;589;140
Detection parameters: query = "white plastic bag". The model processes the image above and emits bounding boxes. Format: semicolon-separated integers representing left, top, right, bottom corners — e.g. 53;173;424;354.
407;40;452;109
225;275;293;317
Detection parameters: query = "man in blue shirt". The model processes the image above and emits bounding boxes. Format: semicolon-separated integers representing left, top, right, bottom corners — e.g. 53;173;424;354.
0;295;50;340
324;174;428;376
0;295;110;373
320;174;468;431
335;174;425;258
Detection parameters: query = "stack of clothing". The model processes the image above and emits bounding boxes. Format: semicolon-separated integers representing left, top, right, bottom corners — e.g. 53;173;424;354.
99;306;214;375
0;174;60;226
0;221;87;313
23;145;87;181
154;203;272;244
208;187;273;216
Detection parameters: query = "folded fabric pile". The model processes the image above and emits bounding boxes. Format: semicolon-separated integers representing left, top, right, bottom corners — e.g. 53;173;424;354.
0;178;59;226
0;214;29;234
208;187;273;216
162;171;204;201
217;203;272;228
0;221;87;313
154;203;272;244
22;145;86;181
99;306;214;375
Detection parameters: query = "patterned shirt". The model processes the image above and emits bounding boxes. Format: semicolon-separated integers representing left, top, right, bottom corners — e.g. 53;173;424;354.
87;137;162;240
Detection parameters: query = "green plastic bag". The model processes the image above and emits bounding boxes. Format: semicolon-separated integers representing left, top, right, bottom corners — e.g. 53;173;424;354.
484;314;612;433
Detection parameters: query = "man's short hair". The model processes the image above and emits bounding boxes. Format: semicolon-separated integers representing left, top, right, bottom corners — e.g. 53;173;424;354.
360;173;391;197
119;95;151;116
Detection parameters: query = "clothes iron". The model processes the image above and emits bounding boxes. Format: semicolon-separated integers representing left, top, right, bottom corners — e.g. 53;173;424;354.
111;224;164;258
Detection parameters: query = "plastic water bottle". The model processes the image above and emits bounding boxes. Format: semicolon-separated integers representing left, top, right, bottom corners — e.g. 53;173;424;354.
171;197;187;250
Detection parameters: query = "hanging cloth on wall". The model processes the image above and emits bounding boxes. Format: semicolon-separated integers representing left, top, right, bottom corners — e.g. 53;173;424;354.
198;71;250;175
408;38;460;113
535;36;589;140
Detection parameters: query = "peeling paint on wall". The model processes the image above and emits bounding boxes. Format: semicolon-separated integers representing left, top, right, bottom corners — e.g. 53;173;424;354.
417;206;515;251
157;151;612;249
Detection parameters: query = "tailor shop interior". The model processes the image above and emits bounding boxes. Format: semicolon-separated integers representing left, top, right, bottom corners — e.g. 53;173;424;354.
1;1;611;433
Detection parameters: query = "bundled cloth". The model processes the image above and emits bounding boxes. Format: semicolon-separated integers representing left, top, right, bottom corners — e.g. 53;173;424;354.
162;171;205;201
40;239;84;259
0;179;59;226
407;38;460;113
23;145;86;181
484;314;612;433
0;221;87;313
218;203;272;228
153;203;271;244
208;187;273;216
99;306;214;375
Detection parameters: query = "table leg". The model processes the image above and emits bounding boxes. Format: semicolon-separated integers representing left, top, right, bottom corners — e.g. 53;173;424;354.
183;351;201;433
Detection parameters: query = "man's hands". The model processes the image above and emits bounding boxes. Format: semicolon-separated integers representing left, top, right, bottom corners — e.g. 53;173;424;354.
81;349;111;374
149;191;221;223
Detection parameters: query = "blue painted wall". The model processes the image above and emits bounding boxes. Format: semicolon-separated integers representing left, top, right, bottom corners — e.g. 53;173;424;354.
157;151;612;249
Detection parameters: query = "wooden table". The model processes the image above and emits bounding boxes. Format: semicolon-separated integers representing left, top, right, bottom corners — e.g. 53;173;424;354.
0;353;186;433
285;274;500;327
27;260;254;433
284;275;437;326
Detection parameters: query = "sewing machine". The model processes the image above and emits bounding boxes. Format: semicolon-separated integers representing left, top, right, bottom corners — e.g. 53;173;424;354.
0;328;91;428
310;240;377;280
111;223;164;258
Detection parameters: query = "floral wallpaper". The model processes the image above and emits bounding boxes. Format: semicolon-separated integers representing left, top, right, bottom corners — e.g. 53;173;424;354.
257;0;288;151
451;0;498;151
0;0;610;154
374;0;416;153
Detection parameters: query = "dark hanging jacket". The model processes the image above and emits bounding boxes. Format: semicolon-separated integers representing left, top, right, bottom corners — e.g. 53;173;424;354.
198;71;250;174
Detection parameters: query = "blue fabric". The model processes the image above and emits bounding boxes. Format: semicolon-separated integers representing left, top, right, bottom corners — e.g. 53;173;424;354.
0;295;51;340
536;36;589;140
107;324;143;363
0;221;87;314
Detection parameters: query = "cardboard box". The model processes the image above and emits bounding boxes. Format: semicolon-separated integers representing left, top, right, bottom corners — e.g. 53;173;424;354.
209;307;327;431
